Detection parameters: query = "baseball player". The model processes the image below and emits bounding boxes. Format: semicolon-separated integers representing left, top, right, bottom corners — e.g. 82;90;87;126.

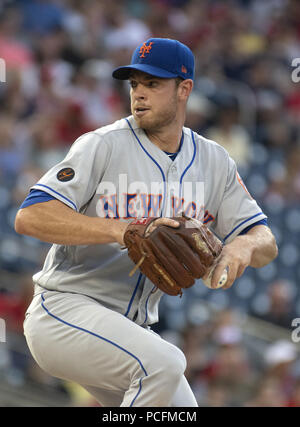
15;38;278;407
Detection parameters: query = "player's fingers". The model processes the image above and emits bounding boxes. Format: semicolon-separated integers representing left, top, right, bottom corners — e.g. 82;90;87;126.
146;218;180;236
155;218;180;228
202;258;218;280
218;262;238;289
211;259;237;289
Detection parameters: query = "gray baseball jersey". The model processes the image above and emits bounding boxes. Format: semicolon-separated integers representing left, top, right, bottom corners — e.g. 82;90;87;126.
30;115;266;326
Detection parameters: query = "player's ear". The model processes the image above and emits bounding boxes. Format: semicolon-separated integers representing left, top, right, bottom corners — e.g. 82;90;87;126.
177;79;193;101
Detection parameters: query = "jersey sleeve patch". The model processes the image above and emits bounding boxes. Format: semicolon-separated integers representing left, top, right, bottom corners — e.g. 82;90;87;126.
57;168;75;182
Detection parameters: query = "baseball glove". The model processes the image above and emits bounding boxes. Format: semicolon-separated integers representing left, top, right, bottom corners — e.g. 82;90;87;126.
123;215;223;296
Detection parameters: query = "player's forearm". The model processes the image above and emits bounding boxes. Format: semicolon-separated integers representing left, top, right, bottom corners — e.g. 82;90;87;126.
210;224;278;289
234;225;278;268
15;201;127;246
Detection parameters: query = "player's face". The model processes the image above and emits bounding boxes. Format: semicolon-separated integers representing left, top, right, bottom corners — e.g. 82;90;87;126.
129;72;179;131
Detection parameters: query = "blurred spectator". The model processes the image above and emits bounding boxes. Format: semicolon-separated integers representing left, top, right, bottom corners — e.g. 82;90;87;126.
0;114;31;181
200;379;231;407
0;5;33;70
55;101;94;145
181;323;211;385
200;332;255;405
242;340;299;407
185;90;215;133
245;377;287;407
286;378;300;407
18;0;66;37
12;163;45;205
243;339;300;407
102;2;151;52
263;340;298;399
0;274;33;334
65;59;126;128
284;146;300;201
29;112;69;170
206;98;252;169
250;280;298;329
33;27;75;99
184;310;258;406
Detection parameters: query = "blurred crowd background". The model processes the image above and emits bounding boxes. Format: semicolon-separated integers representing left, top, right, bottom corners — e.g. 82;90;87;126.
0;0;300;407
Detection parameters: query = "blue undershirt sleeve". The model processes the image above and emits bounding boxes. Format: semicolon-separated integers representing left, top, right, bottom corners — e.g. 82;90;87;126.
20;189;57;209
238;218;268;235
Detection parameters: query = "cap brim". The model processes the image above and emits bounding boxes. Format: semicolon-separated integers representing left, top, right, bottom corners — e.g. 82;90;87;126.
112;64;177;80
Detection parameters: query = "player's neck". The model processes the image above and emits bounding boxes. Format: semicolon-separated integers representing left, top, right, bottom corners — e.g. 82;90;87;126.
145;124;183;153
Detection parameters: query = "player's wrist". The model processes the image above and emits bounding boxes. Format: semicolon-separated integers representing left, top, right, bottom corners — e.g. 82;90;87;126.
112;220;128;246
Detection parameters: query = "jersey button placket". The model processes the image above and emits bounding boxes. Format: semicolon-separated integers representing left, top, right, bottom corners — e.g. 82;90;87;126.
165;165;180;217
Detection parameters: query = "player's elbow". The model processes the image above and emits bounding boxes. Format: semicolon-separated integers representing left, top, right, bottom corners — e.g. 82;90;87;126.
15;208;33;236
257;232;278;268
266;227;279;262
270;234;279;261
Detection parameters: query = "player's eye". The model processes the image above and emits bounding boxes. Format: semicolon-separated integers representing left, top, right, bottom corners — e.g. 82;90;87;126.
129;80;137;88
147;81;158;88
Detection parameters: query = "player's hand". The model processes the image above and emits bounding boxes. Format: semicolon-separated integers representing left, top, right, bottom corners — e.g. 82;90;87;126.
116;217;180;246
144;217;180;237
209;235;254;289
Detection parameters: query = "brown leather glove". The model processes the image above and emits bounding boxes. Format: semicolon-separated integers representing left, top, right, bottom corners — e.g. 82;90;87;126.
123;215;223;296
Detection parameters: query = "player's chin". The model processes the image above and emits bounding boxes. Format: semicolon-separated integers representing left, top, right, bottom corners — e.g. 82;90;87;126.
133;112;153;128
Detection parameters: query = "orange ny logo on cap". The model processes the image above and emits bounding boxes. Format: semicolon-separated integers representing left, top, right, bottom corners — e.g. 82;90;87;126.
139;42;153;58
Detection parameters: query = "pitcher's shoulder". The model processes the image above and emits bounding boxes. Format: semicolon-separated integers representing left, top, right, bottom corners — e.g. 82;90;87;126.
93;117;134;138
184;127;229;159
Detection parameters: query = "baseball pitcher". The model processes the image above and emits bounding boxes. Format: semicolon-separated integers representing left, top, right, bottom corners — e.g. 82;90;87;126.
15;38;278;407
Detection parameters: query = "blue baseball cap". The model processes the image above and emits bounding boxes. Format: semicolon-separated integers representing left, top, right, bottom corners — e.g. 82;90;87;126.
112;38;195;81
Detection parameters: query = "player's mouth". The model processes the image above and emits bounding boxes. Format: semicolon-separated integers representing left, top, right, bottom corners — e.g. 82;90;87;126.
134;107;150;117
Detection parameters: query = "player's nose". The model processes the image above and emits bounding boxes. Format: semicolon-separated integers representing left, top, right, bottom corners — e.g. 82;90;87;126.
132;83;147;100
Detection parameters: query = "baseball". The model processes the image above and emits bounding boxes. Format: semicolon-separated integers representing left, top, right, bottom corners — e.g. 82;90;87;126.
202;266;228;289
